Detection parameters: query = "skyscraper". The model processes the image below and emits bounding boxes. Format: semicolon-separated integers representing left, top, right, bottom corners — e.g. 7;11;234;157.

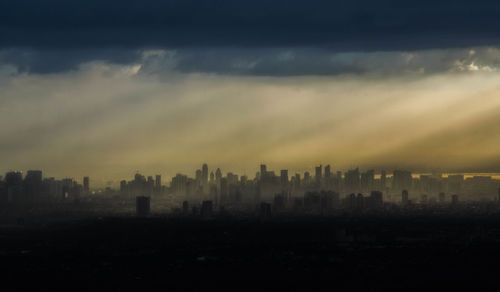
155;175;161;189
344;168;360;190
324;165;331;188
83;176;90;194
280;170;288;188
219;178;228;204
448;175;464;194
356;193;364;210
202;163;208;184
315;165;322;186
147;176;154;194
304;171;311;186
370;191;383;208
360;170;374;190
392;170;412;191
136;196;150;217
120;180;127;194
210;171;215;184
215;168;222;186
324;165;331;178
295;173;301;188
260;164;267;180
195;169;202;187
381;170;387;189
336;171;342;188
25;170;42;183
25;170;42;202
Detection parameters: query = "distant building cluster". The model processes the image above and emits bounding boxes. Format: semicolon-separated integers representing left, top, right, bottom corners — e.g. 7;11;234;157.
0;170;88;204
2;164;500;217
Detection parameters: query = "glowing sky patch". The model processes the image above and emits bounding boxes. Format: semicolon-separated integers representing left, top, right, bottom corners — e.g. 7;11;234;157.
1;51;500;186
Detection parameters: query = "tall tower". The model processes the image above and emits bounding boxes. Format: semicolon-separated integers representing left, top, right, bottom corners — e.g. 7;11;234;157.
260;164;267;179
155;175;161;189
392;170;412;191
315;165;322;186
280;170;288;188
83;176;90;194
215;168;222;185
195;169;202;186
201;163;209;193
202;164;208;184
295;173;301;188
324;165;331;178
304;171;311;185
380;170;386;189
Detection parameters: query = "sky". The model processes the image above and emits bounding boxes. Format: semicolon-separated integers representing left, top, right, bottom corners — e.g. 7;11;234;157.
2;1;500;186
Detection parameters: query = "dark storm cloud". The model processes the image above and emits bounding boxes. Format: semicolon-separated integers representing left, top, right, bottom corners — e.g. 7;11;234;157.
2;0;500;75
1;0;500;50
2;47;500;76
0;49;141;74
165;48;493;76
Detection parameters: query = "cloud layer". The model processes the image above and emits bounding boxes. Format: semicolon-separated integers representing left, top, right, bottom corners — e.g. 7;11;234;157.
2;1;500;184
2;0;500;50
2;47;500;76
1;61;500;185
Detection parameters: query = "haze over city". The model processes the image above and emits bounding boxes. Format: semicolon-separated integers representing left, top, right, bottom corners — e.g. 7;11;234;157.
3;51;500;183
3;0;500;290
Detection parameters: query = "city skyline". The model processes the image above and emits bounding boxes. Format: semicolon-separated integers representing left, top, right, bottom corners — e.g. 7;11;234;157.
3;161;500;213
5;163;500;189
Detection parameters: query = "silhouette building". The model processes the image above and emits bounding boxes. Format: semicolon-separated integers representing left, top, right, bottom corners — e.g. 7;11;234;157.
280;170;288;188
344;168;360;190
402;190;409;205
136;196;151;217
324;165;331;178
201;201;213;217
260;164;267;180
215;168;222;185
83;176;89;194
315;165;322;186
155;175;161;189
392;170;412;191
381;170;387;189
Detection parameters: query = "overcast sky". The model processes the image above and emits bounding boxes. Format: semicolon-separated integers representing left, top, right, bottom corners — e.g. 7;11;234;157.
1;1;500;186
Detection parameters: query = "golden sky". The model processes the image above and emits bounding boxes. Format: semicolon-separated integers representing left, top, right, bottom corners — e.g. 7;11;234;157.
1;50;500;186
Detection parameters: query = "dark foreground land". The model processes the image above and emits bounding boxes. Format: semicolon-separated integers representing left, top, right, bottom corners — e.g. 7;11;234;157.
2;215;500;291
